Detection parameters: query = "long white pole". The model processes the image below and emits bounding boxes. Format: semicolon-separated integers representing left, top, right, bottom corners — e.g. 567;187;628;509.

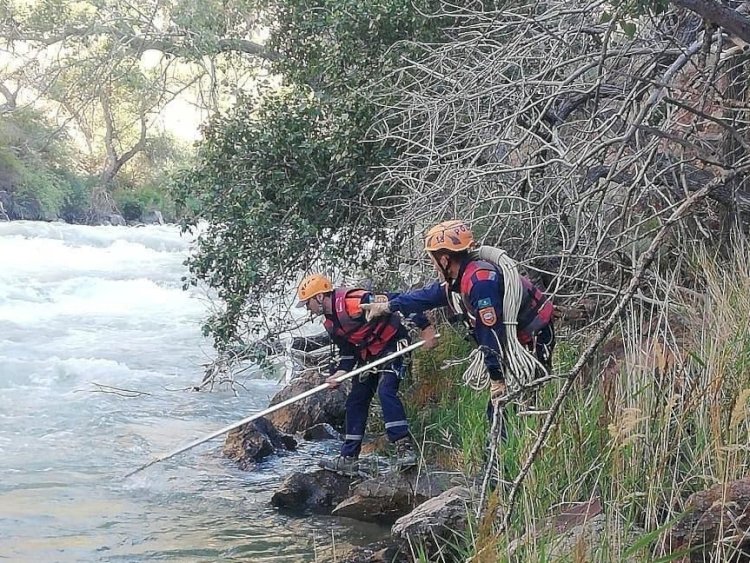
124;339;425;478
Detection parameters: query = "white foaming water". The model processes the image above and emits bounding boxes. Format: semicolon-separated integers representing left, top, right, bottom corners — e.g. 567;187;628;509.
0;221;377;562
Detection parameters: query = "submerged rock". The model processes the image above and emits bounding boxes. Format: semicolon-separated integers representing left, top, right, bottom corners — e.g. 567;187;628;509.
223;416;297;470
340;540;408;563
271;469;353;513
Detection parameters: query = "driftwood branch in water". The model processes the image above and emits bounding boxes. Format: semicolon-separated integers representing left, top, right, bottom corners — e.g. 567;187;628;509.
74;382;152;398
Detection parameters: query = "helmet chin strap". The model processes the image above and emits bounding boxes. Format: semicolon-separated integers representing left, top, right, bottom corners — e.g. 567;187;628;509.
306;294;326;320
430;251;455;284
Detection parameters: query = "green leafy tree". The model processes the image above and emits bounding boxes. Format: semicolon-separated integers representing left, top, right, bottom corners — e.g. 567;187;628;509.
174;0;445;349
0;0;270;217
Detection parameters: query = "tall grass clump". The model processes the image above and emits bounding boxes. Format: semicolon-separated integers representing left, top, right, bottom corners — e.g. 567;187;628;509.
513;239;750;561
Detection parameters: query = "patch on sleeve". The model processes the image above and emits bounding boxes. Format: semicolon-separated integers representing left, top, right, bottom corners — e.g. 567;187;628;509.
478;307;497;326
474;270;497;282
477;297;493;309
373;294;389;303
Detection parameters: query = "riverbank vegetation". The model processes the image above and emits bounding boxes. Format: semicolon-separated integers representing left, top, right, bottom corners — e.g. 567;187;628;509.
395;239;750;560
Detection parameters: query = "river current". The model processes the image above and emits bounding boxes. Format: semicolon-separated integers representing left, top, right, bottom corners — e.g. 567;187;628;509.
0;221;381;562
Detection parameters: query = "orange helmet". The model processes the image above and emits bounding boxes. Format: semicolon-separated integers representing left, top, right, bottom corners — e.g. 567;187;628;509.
424;220;475;252
296;274;333;307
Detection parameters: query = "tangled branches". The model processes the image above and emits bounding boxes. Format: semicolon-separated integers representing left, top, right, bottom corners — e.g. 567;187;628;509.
366;0;750;311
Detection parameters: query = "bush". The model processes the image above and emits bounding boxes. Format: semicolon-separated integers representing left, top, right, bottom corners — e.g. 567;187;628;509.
0;108;87;220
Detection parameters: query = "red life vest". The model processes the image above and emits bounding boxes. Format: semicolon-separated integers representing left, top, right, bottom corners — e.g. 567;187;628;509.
445;260;553;342
323;288;401;360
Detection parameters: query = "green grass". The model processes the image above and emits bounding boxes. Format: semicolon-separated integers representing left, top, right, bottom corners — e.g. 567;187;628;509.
379;240;750;562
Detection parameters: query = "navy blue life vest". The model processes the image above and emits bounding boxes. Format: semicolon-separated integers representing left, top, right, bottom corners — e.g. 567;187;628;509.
445;260;553;343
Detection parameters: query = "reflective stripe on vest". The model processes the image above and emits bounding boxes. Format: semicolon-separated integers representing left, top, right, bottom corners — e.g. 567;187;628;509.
324;288;400;359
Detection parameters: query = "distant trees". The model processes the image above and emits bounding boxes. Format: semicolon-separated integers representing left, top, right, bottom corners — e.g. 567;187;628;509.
0;0;271;219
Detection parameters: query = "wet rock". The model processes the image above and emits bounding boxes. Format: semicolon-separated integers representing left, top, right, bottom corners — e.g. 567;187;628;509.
271;469;353;513
266;369;350;434
223;417;297;470
332;468;452;524
103;213;127;226
302;423;341;441
89;211;127;226
392;486;472;548
665;475;750;561
340;540;408;563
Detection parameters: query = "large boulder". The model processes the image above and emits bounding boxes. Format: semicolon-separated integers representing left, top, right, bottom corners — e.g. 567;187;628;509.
266;369;350;434
223;417;297;470
332;468;452;524
271;469;353;513
392;486;472;549
665;475;750;561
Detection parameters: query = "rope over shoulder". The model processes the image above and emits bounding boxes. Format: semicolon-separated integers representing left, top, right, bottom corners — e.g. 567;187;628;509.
460;245;546;391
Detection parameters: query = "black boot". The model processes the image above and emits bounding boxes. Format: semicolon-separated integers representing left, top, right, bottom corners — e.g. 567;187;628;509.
319;455;361;477
394;436;417;470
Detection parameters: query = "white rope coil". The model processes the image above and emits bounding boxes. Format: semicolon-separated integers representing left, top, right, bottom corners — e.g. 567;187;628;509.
454;245;546;392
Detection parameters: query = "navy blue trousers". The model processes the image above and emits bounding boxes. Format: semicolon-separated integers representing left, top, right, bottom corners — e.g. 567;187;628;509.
340;358;409;458
486;322;556;435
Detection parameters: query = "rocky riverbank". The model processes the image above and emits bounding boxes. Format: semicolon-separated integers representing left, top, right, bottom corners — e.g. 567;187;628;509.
220;349;475;562
220;329;750;562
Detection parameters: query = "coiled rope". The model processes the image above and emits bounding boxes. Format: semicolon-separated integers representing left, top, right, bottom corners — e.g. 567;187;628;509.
452;245;547;391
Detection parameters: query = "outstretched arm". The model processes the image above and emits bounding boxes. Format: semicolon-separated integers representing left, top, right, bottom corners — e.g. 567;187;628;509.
362;281;449;321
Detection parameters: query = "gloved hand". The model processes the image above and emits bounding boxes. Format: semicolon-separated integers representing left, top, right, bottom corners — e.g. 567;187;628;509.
490;379;507;404
326;370;347;389
420;325;439;350
360;301;391;322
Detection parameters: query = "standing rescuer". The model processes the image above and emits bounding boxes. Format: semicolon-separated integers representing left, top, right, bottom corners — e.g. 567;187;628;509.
361;220;555;423
296;274;435;476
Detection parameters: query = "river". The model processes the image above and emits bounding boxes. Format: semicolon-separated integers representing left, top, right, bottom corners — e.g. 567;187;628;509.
0;221;382;562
